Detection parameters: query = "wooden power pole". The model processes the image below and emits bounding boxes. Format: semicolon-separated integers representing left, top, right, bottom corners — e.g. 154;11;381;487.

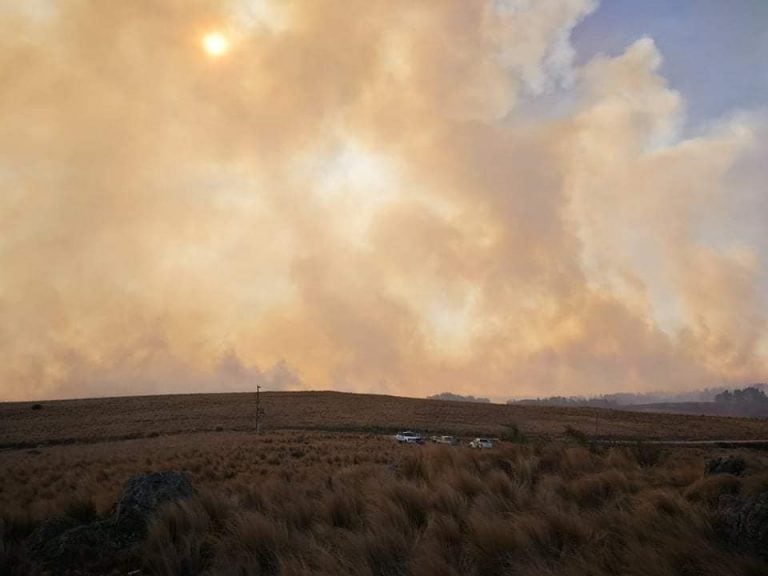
255;384;261;434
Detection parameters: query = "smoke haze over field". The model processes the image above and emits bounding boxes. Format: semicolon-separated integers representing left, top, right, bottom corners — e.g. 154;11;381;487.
1;0;766;401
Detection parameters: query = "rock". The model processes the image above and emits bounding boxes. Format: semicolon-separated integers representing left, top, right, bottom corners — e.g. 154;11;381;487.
706;457;746;476
114;471;194;536
40;521;122;566
29;471;194;571
27;515;79;554
720;491;768;559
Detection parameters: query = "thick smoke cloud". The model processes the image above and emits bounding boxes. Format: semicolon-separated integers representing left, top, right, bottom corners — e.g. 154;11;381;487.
0;0;765;401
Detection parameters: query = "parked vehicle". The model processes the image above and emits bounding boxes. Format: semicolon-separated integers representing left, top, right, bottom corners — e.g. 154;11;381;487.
395;431;423;444
431;435;459;445
469;437;493;449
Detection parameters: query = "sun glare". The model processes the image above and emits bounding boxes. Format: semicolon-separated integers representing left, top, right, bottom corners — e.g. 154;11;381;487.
202;32;229;57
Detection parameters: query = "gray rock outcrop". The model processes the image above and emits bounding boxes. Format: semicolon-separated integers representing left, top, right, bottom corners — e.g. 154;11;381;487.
719;491;768;559
29;471;194;571
114;471;195;536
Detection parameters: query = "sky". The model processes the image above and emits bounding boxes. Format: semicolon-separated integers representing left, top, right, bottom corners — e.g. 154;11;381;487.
0;0;766;402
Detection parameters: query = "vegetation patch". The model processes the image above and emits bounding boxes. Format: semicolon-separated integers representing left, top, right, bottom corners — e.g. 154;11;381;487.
1;430;767;575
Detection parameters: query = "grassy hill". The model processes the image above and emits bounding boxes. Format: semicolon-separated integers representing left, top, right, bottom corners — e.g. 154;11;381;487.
3;390;768;449
2;391;768;575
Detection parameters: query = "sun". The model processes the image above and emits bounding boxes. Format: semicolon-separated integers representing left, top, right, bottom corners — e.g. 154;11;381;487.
202;32;229;57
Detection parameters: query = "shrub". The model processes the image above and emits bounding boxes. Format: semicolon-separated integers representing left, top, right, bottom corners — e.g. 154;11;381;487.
564;426;589;445
500;423;527;443
629;442;664;468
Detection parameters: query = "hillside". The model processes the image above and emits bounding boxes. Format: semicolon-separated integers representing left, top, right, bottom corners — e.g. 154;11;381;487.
620;402;768;418
3;391;768;575
3;390;768;449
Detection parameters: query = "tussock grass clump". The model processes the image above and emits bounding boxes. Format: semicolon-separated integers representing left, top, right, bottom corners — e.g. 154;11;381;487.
144;500;215;576
326;490;365;529
566;469;635;507
684;474;742;505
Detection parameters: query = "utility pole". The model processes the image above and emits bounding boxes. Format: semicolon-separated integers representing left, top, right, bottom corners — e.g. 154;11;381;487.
255;384;261;435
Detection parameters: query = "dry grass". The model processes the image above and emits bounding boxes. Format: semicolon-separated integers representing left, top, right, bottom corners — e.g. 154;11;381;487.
2;391;768;450
1;429;767;575
2;392;768;574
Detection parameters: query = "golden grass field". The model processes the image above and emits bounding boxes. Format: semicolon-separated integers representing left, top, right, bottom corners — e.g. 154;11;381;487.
2;391;768;575
3;391;768;449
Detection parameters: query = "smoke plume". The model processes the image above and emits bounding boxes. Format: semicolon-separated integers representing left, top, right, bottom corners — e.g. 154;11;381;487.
0;0;765;400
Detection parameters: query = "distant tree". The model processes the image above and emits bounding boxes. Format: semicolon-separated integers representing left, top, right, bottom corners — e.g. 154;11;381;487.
715;387;767;404
428;392;491;403
742;387;767;402
714;390;733;403
508;396;617;408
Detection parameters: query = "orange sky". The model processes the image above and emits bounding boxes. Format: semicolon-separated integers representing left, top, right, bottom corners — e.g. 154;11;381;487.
0;0;766;401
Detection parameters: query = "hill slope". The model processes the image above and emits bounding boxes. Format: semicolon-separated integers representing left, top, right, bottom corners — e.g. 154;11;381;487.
3;390;768;448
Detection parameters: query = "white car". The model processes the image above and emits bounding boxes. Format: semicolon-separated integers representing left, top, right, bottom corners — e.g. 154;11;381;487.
470;438;493;449
395;431;423;444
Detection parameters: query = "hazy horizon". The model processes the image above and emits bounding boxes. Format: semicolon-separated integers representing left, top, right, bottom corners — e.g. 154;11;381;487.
1;0;766;402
